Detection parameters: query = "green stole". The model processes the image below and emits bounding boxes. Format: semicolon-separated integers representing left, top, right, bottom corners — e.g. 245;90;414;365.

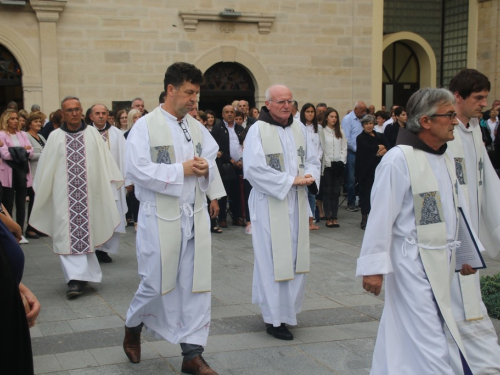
447;124;484;321
399;145;470;367
145;107;211;295
258;120;309;281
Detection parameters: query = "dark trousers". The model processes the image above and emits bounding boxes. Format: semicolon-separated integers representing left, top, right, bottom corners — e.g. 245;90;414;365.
219;169;242;221
26;187;35;233
126;188;140;223
358;175;375;216
2;185;28;233
322;166;342;219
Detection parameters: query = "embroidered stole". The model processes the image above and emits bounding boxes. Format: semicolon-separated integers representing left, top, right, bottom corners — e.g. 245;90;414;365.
399;145;471;369
145;108;211;295
447;126;484;321
258;120;309;281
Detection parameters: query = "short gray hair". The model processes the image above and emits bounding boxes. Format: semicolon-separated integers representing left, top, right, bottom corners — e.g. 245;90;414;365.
360;114;375;125
265;84;287;101
131;97;143;104
31;104;41;112
61;96;81;109
406;88;454;134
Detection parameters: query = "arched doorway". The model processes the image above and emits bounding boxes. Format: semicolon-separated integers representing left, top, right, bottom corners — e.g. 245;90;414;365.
199;62;255;117
0;44;23;112
383;41;420;109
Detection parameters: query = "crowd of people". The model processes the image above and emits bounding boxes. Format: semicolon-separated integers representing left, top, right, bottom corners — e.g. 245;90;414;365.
2;64;500;375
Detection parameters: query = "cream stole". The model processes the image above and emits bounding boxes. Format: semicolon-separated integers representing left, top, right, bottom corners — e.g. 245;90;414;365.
258;120;309;281
145;108;211;295
447;125;484;321
399;145;470;368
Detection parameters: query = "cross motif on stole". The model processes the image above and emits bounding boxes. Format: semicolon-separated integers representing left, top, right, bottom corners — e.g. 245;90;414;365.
297;146;305;168
478;158;483;186
196;142;202;157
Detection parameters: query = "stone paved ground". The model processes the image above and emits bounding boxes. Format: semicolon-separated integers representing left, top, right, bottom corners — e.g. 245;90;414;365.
23;202;500;375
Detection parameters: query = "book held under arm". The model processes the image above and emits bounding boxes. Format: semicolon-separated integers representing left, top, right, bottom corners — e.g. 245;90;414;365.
455;207;487;272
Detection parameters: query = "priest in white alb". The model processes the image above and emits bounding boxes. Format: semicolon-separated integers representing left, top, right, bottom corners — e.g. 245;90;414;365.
243;84;321;341
447;68;500;374
29;96;123;298
123;62;221;375
358;88;477;374
89;104;128;263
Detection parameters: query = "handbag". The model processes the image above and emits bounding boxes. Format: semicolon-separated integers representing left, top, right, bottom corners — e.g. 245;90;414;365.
221;162;237;180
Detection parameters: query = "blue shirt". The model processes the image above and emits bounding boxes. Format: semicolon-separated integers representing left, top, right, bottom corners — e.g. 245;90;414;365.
341;111;363;152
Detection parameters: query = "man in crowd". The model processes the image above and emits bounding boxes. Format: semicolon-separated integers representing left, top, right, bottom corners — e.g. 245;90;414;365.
211;104;245;228
29;96;123;298
316;102;327;121
447;68;500;374
341;101;367;212
89;104;128;263
368;104;375;115
359;87;475;374
243;84;320;341
291;100;300;120
237;99;256;128
123;62;219;375
482;98;500;121
131;97;146;116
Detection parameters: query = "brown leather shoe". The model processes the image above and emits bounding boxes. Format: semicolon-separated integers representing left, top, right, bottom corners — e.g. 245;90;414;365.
218;220;227;228
232;218;244;226
123;326;141;363
181;355;218;375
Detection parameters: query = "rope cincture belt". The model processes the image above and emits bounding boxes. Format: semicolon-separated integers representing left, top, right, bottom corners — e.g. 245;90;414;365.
394;234;461;257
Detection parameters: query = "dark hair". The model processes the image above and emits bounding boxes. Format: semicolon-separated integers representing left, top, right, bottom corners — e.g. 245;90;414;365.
159;91;165;104
108;110;115;118
449;69;491;100
52;109;64;127
316;102;327;109
394;106;406;117
164;62;203;92
300;103;318;133
234;110;244;119
322;108;342;139
85;108;92;125
197;110;208;123
374;110;388;120
292;100;298;109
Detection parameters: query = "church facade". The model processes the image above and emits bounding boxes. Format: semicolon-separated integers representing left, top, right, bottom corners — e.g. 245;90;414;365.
0;0;499;116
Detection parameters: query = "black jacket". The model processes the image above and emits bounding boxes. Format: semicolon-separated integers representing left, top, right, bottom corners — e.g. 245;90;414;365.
211;122;245;164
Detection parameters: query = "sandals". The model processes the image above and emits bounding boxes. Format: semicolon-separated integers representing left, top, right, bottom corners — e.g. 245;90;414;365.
211;226;223;234
326;219;340;228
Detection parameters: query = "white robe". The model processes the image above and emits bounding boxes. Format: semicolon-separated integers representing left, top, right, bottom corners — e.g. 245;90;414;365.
29;126;123;283
93;125;128;254
448;120;500;375
356;147;460;375
243;122;321;327
125;107;218;346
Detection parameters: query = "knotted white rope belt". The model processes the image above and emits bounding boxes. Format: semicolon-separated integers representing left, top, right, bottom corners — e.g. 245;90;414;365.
393;234;461;257
142;201;205;238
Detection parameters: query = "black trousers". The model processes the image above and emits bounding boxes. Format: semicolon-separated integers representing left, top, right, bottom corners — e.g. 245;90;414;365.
126;188;140;223
219;168;242;221
322;166;342;219
2;185;28;233
26;187;35;233
358;175;375;216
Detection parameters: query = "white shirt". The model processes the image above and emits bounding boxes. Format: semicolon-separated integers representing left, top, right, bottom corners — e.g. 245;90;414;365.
9;133;20;147
304;124;322;161
323;127;346;163
487;118;498;142
224;121;242;161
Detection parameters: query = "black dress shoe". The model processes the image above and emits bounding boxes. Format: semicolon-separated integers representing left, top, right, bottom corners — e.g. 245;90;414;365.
67;280;85;298
25;232;40;239
95;250;112;263
36;231;49;237
266;323;293;340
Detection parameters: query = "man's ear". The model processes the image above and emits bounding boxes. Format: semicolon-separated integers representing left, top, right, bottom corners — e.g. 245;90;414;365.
419;116;431;130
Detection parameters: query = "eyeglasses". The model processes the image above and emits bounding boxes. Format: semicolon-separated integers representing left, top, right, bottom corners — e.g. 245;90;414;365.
178;120;191;142
64;108;82;114
430;112;457;120
269;100;294;106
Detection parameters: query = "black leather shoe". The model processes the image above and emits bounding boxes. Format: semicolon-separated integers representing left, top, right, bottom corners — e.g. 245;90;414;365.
95;250;112;263
266;323;293;340
67;280;85;298
25;231;40;239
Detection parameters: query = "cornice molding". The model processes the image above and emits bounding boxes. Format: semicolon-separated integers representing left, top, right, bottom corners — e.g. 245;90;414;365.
30;0;67;22
178;11;276;34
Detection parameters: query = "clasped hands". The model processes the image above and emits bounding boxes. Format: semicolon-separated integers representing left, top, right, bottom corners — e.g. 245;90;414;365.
183;156;209;178
293;174;315;186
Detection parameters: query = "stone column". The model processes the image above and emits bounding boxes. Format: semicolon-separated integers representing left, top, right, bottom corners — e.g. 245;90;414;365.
30;0;67;112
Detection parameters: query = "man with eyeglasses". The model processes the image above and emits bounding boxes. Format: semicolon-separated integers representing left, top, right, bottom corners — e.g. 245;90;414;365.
29;96;123;298
123;62;220;375
237;99;257;129
243;84;320;341
446;69;500;374
89;104;128;264
358;88;477;374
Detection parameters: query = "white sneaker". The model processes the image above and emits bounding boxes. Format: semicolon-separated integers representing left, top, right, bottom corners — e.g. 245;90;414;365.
20;236;29;244
245;225;252;235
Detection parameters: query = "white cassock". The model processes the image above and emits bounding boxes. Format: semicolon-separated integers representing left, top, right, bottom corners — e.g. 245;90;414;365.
356;147;460;374
243;122;320;327
93;125;128;254
125;107;218;346
29;125;123;283
448;119;500;374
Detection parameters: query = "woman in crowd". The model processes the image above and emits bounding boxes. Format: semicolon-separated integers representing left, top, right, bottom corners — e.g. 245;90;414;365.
383;106;407;150
300;103;322;230
0;110;33;244
205;110;216;132
318;108;347;228
25;112;48;239
197;110;208;126
124;108;141;230
374;110;389;133
355;115;387;230
115;109;128;133
124;109;141;139
249;107;259;119
18;110;29;131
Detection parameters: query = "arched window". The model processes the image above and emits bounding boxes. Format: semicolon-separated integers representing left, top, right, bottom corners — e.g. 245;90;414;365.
0;44;23;111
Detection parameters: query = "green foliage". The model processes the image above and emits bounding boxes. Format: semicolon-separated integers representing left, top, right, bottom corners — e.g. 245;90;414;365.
481;272;500;320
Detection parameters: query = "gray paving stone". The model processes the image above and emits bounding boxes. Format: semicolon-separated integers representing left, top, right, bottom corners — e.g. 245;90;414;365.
33;354;63;374
68;315;124;333
30;324;43;338
55;350;99;370
298;342;371;372
89;344;159;365
352;304;384;321
37;321;74;337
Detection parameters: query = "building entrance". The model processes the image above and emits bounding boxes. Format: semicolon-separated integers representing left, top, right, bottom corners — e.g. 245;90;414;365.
0;44;23;112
